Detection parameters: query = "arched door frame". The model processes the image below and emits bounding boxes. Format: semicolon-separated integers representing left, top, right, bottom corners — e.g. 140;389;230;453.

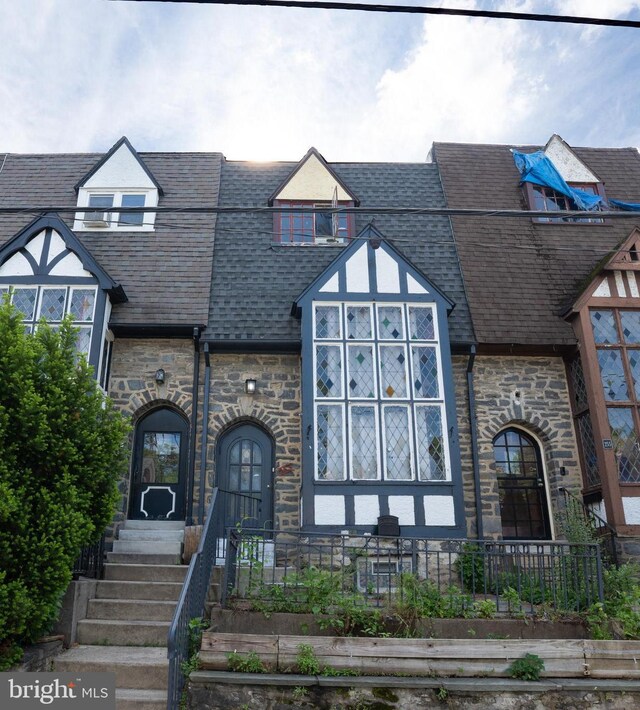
129;406;190;521
493;424;556;541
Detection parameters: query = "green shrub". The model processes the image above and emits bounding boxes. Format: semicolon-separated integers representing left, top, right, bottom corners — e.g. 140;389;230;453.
0;301;129;668
296;643;321;675
227;651;267;673
508;653;545;681
587;563;640;640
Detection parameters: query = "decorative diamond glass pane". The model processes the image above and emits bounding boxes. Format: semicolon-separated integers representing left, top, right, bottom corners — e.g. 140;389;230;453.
348;344;375;398
0;287;8;301
75;327;92;355
39;288;66;321
346;305;372;340
383;406;412;480
597;349;629;401
627;350;640;399
408;306;435;340
380;345;407;398
315;305;341;339
377;306;404;340
577;413;601;488
416;405;447;481
316;345;343;397
316;405;344;480
591;310;618;344
569;356;588;410
11;288;37;320
70;289;96;321
350;406;378;480
607;407;640;483
621;311;640;344
412;346;439;398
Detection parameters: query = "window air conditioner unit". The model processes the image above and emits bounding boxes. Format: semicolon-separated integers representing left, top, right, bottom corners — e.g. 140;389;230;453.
83;212;110;228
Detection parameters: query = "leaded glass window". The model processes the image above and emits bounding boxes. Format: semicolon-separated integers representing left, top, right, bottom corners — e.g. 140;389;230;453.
621;311;640;344
591;310;618;344
350;406;378;480
39;288;67;321
315;305;341;339
70;289;96;321
607;408;640;483
312;302;450;482
11;288;37;320
598;349;628;401
316;404;345;481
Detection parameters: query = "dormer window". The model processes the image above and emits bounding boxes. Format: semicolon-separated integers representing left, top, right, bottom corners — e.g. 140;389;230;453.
73;137;162;233
278;201;351;244
531;183;604;223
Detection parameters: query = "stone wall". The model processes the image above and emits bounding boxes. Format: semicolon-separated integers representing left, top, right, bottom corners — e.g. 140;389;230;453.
472;356;582;539
197;353;302;531
107;337;195;533
451;355;475;537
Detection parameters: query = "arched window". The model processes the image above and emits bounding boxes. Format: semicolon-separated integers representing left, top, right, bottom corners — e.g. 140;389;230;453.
493;428;551;540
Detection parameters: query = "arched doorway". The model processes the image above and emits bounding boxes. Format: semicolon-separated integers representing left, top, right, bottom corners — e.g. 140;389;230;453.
129;408;189;520
493;428;551;540
216;423;274;536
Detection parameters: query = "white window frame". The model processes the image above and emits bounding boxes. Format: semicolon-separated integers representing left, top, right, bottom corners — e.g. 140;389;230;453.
348;403;381;481
414;402;451;481
74;188;158;232
346;342;378;400
381;403;415;481
314;402;347;481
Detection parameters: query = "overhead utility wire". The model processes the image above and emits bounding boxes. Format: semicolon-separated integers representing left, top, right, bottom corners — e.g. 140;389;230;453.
116;0;640;29
4;205;640;219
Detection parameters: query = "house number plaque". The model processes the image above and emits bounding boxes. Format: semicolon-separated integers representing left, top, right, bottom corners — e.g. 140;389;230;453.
602;439;613;449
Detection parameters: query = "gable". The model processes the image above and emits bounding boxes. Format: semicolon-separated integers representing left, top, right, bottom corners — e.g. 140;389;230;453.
271;148;358;204
544;135;600;184
76;137;163;193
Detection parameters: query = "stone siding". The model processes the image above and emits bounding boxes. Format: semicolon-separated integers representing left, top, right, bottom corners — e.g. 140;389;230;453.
107;337;195;533
197;353;301;531
472;356;582;539
452;355;475;537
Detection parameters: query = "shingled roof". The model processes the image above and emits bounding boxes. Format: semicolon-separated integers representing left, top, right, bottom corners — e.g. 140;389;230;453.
206;158;474;348
0;151;222;326
432;142;640;348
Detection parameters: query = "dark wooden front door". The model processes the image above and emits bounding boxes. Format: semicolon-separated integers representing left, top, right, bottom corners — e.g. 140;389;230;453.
494;428;551;540
217;424;274;535
130;408;188;520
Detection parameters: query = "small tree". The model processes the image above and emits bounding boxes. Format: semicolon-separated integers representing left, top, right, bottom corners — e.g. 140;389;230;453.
0;298;129;667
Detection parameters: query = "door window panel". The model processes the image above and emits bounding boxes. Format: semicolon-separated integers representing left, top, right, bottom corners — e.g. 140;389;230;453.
141;432;181;484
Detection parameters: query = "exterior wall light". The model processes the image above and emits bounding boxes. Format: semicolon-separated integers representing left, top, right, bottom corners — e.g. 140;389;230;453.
245;378;257;394
155;368;166;384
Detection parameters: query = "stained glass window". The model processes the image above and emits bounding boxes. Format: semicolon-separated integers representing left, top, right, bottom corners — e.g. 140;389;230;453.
350;406;378;479
621;311;640;344
316;345;343;397
347;344;375;398
412;346;439;398
75;326;92;354
379;345;407;398
597;349;629;401
409;306;435;340
377;306;404;340
607;408;640;483
383;406;412;480
70;289;96;321
346;305;372;340
315;305;341;339
11;288;37;320
316;404;345;480
591;310;618;344
39;288;66;321
416;405;446;481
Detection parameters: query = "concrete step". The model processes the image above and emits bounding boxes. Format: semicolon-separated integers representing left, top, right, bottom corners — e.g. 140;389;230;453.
54;645;168;690
107;553;182;565
116;688;166;710
124;520;185;531
112;540;183;555
104;563;188;583
97;580;183;601
76;619;170;646
87;599;177;622
119;530;185;543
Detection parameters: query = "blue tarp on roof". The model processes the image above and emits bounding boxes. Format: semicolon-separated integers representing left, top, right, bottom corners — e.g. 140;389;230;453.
610;199;640;212
512;150;603;211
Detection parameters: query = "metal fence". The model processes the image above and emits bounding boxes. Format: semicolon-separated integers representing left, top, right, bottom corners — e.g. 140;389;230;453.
167;488;220;710
72;533;105;579
560;487;618;567
223;528;603;617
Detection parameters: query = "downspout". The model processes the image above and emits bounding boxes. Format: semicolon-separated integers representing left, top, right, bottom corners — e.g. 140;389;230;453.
198;343;211;523
467;345;483;539
186;327;201;525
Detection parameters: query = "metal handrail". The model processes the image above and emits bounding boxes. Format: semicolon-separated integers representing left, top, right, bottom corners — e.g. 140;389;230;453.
166;487;220;710
560;487;618;566
72;533;105;579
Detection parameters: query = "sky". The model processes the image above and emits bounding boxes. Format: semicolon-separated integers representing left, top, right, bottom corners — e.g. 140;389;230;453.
1;0;640;161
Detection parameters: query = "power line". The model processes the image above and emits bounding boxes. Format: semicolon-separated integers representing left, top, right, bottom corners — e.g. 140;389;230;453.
114;0;640;28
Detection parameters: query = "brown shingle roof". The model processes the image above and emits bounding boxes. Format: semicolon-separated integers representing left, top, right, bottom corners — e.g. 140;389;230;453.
432;142;640;346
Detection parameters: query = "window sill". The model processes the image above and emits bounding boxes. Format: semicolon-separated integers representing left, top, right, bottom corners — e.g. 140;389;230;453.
270;241;347;248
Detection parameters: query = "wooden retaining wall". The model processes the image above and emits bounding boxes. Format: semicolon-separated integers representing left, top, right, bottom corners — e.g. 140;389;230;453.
201;632;640;679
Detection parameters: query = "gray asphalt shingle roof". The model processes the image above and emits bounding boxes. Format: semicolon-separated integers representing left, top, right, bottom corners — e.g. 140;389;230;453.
0;151;222;325
207;158;474;346
433;142;640;346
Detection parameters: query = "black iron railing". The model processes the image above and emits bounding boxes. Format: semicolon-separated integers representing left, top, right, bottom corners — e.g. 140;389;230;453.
167;488;220;710
223;528;603;616
72;533;105;579
560;487;618;567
